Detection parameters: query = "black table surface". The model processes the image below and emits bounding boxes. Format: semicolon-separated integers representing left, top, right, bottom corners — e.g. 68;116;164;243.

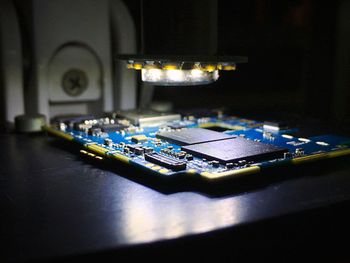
2;132;350;261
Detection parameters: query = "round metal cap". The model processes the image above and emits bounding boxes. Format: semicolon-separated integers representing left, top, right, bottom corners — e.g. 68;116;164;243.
15;114;46;133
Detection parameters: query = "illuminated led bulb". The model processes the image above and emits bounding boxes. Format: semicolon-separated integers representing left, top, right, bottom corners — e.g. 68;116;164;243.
166;69;184;81
141;68;219;86
141;68;163;82
162;63;180;70
127;61;143;70
120;54;247;85
218;63;236;71
190;69;203;78
202;64;217;72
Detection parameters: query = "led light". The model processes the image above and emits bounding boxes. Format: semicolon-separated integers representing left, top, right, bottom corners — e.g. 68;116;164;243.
190;69;203;78
119;55;248;86
141;68;219;86
133;63;143;70
166;69;184;81
141;68;163;82
202;64;217;72
218;63;236;71
162;63;180;70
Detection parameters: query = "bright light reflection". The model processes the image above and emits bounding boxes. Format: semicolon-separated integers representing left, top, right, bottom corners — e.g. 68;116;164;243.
119;189;244;243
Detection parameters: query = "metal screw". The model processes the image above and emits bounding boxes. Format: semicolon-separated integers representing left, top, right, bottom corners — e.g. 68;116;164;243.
62;69;88;97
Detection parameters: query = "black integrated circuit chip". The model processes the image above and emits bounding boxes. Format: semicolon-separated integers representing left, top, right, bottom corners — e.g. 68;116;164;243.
99;123;127;133
167;123;187;129
182;137;288;164
144;152;187;171
156;128;233;146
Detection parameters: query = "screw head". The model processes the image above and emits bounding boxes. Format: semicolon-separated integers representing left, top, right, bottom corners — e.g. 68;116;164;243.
62;69;88;97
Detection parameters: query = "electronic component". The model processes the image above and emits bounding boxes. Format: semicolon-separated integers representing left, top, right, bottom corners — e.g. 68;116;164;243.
210;160;220;167
167;123;187;129
186;154;193;160
45;113;350;183
118;110;180;127
177;151;186;159
263;121;288;131
226;163;234;169
104;138;113;146
131;134;148;143
53;114;95;129
144;152;186;171
143;147;153;153
182;137;288;164
99;123;128;133
156;128;233;146
88;127;102;136
126;144;144;155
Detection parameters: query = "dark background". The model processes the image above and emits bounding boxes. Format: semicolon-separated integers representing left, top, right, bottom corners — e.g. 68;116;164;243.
125;0;350;130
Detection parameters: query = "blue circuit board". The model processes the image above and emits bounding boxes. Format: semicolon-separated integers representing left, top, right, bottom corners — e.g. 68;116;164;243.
45;113;350;181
